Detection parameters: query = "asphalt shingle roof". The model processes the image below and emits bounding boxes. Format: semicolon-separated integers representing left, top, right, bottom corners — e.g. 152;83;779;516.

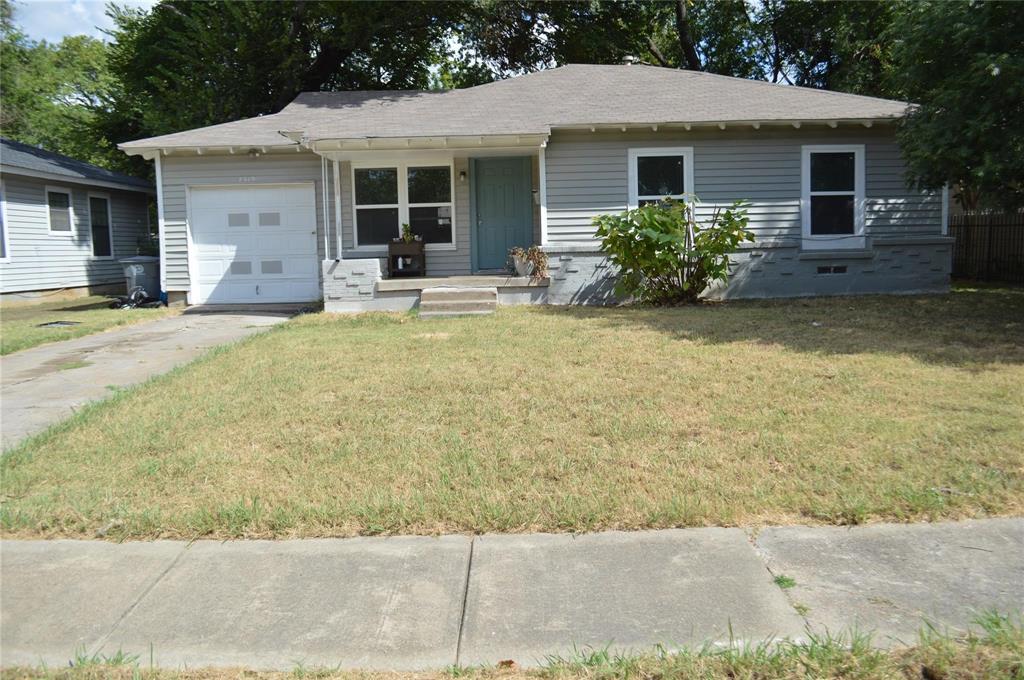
120;64;911;150
1;137;152;190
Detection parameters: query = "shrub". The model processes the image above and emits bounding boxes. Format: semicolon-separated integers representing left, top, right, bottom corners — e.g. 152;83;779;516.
593;197;753;304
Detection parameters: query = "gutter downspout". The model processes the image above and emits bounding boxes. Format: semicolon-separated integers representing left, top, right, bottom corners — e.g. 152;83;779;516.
154;153;167;292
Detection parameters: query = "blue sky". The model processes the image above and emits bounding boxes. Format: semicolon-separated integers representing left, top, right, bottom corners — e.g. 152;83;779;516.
12;0;157;43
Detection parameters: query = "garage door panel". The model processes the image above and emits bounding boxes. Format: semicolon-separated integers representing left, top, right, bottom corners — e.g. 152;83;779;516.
189;184;319;304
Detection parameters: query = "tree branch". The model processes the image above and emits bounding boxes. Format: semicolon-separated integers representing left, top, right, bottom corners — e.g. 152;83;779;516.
647;36;670;67
674;0;702;71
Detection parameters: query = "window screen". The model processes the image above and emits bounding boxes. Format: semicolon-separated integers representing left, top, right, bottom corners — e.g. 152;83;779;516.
355;207;399;246
89;196;112;256
48;190;71;232
409;206;452;244
808;152;857;236
637;156;686;198
354;168;398;205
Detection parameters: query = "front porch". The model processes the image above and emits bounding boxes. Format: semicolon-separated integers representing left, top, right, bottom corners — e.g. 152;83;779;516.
310;137;616;312
322;259;554;313
314;136;548;278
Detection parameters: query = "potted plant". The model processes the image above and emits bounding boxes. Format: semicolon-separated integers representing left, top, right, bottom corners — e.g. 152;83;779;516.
509;246;534;276
508;245;548;278
388;223;425;277
397;223;419;245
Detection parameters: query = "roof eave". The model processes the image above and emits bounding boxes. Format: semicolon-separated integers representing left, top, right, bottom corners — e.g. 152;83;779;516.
550;117;903;133
0;164;154;194
118;142;303;160
305;133;551;152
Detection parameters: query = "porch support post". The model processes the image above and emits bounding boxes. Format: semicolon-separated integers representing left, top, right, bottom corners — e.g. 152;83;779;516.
321;156;330;259
538;142;549;245
333;159;344;259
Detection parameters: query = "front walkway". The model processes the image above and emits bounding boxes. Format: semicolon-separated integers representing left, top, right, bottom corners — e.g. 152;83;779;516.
1;519;1020;670
0;310;292;449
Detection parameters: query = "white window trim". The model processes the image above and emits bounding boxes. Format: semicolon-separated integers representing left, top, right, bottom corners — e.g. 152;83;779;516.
801;144;866;250
87;192;115;259
0;178;10;262
627;147;695;210
351;160;457;251
45;185;74;235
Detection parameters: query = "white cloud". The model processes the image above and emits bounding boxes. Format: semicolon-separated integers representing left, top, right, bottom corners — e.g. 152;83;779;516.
12;0;158;44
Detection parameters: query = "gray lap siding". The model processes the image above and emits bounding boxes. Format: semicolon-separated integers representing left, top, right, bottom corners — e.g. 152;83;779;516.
545;127;942;245
543;127;949;300
0;174;151;294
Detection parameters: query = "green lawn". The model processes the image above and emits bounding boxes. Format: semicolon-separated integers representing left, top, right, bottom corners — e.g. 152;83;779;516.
2;286;1022;540
0;296;176;355
4;612;1022;679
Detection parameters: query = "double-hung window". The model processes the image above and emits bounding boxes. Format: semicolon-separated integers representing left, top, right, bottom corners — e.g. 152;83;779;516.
627;147;694;208
89;194;114;257
46;186;73;234
801;145;865;248
353;162;454;249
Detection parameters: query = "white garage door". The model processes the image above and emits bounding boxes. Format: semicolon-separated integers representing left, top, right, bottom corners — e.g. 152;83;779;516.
189;184;319;304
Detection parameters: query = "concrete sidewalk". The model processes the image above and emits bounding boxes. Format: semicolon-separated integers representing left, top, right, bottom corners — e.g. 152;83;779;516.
1;310;291;449
1;519;1020;671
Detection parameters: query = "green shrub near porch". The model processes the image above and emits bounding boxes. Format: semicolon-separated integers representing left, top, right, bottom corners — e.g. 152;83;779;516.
594;198;753;304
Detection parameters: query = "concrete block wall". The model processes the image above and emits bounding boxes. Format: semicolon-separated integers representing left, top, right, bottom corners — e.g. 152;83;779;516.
322;259;421;312
543;247;620;305
544;237;951;305
322;259;381;311
719;238;953;299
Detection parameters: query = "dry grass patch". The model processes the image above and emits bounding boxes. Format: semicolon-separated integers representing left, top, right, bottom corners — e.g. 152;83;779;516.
0;295;175;355
1;287;1022;539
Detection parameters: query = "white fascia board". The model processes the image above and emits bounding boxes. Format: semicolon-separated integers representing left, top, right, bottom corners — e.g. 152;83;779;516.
552;118;900;132
308;134;550;154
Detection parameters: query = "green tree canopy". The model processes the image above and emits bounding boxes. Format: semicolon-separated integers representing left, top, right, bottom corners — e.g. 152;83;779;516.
888;0;1024;210
98;0;461;168
0;0;113;166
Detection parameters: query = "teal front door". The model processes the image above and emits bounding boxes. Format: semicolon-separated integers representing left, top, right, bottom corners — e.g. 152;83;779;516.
474;157;533;271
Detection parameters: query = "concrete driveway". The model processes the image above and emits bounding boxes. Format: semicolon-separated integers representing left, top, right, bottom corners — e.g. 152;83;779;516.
1;310;292;450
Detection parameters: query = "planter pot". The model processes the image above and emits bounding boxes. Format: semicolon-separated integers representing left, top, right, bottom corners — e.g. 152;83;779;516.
513;257;535;277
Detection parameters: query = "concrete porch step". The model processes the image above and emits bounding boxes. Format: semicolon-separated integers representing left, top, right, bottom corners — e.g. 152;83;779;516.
420;287;498;303
419;286;497;318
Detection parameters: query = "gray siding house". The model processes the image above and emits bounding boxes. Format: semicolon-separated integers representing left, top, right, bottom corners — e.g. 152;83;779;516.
0;138;154;298
118;64;951;310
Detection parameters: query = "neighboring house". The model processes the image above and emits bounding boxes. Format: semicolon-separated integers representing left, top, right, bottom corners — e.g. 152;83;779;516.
118;64;951;311
0;138;154;299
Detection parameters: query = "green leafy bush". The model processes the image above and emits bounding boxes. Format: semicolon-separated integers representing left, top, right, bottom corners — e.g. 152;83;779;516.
593;198;753;304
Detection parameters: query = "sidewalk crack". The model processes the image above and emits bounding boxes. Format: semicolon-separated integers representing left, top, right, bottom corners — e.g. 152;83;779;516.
89;543;189;657
454;536;476;667
749;532;812;630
